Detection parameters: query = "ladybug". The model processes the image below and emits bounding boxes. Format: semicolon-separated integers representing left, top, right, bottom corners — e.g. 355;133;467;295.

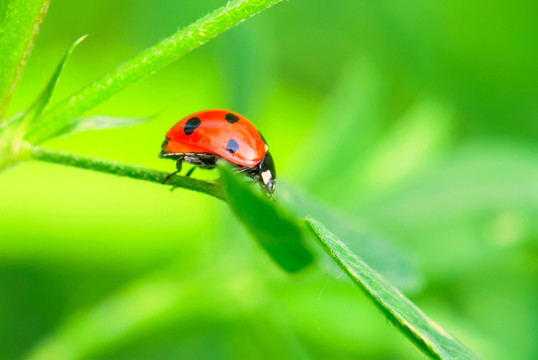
160;109;276;193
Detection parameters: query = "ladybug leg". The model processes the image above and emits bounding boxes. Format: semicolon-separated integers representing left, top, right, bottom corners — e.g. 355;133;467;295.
185;166;196;177
162;171;178;184
162;159;182;184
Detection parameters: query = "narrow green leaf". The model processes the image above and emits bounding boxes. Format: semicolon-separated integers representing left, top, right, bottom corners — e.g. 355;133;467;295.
0;111;24;131
59;114;154;138
25;0;284;144
306;218;481;360
24;35;87;128
0;0;50;121
0;35;86;168
219;163;314;273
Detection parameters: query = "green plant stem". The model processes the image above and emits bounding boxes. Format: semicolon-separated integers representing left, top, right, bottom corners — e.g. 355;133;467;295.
26;0;283;143
0;0;50;121
29;146;225;200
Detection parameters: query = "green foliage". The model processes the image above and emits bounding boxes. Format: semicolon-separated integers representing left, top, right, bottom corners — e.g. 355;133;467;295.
24;0;284;144
306;218;480;360
60;115;154;138
279;183;423;292
23;35;87;130
220;162;314;273
0;34;87;162
0;0;49;120
1;0;535;359
0;0;278;211
30;146;225;200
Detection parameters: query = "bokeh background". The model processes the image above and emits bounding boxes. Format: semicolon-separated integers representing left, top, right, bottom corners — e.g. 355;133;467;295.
1;0;537;359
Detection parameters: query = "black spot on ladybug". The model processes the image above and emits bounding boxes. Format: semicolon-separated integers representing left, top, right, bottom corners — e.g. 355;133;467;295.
184;117;201;135
227;139;239;154
225;113;239;124
258;131;267;144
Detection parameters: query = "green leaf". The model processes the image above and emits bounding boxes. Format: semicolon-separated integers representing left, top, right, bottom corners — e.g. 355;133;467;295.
0;35;86;169
278;183;423;293
306;218;481;360
25;0;284;144
24;35;87;129
0;0;50;121
219;163;314;273
59;114;154;138
0;111;24;132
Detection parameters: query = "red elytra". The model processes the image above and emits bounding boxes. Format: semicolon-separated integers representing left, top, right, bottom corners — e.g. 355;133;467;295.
163;109;267;167
160;109;276;193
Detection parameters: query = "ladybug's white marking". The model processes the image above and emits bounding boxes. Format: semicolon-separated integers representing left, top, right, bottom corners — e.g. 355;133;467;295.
264;144;269;151
261;170;272;184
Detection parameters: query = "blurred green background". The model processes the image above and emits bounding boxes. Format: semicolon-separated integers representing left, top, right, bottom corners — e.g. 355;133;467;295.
1;0;537;359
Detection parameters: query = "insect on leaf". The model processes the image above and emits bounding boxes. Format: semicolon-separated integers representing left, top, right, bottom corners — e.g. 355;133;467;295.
25;0;285;144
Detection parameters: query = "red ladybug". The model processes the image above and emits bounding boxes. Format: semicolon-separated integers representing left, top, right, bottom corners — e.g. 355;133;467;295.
160;109;276;193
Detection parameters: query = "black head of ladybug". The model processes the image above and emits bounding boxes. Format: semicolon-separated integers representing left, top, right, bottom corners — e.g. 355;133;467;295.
256;151;276;193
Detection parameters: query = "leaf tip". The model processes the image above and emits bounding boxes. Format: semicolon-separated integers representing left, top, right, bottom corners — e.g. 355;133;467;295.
75;34;89;46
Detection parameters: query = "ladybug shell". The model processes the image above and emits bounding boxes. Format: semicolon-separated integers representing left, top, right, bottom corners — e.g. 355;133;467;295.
163;109;268;167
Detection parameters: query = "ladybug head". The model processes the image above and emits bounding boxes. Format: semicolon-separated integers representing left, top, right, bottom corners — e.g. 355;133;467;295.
258;151;276;193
